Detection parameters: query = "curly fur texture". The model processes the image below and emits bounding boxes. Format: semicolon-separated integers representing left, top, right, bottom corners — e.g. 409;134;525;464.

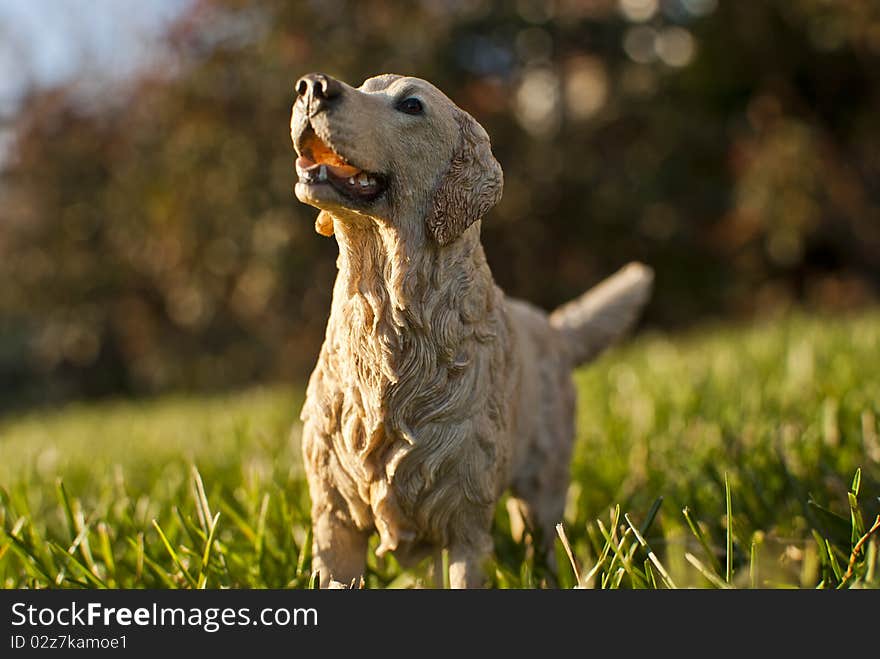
428;113;503;246
290;73;653;587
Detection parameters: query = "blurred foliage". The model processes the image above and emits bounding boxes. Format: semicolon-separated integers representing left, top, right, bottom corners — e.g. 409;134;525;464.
1;0;879;405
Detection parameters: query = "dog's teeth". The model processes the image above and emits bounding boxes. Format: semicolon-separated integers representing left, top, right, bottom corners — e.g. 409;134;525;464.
317;165;327;182
348;177;356;185
357;173;371;187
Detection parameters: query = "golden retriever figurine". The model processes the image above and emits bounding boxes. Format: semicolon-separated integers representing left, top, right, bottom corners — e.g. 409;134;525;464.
291;73;653;588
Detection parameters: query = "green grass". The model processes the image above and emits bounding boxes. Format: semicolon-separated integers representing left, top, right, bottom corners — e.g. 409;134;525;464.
1;312;879;588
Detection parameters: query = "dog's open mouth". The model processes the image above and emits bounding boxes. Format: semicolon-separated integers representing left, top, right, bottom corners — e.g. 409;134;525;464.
295;125;386;203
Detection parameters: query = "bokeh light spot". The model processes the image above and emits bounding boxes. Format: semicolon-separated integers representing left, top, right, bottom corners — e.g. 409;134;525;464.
656;27;696;67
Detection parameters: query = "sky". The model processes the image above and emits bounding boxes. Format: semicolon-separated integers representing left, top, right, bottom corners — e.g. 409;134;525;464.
0;0;191;113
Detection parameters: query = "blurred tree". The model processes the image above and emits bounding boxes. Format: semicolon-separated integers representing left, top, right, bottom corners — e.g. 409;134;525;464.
1;0;879;407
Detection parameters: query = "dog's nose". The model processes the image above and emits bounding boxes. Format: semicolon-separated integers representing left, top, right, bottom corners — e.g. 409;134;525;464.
295;73;341;109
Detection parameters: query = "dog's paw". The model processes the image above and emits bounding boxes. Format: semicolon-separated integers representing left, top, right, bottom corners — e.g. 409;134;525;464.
325;576;365;589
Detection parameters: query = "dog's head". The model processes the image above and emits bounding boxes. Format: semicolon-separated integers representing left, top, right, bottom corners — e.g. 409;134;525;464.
291;73;503;245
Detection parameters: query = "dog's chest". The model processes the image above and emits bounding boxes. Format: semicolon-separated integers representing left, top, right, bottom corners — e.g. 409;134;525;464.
303;291;510;549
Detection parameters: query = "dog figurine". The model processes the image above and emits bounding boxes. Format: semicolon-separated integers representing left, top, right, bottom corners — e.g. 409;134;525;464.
291;73;653;587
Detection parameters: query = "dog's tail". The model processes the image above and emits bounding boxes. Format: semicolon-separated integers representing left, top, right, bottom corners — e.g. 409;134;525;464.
549;262;654;367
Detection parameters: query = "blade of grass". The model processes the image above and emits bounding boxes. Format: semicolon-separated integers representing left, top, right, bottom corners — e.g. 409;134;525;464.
0;517;26;564
255;493;270;562
807;500;851;545
72;509;100;581
639;497;664;537
685;552;732;589
190;465;212;533
725;473;733;584
625;512;676;589
644;560;657;588
682;507;723;575
749;536;759;588
295;527;311;579
597;506;641;588
96;522;116;586
848;468;865;546
811;530;832;586
584;522;603;559
197;511;221;589
151;519;198;588
555;523;581;586
48;542;107;588
597;520;646;587
173;507;206;550
825;539;843;583
218;499;257;544
127;538;178;588
847;493;866;547
580;525;612;589
134;532;144;582
56;480;77;544
609;566;625;589
2;527;55;584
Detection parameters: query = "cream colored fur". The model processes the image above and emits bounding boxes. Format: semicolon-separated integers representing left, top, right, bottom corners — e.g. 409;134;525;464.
290;73;653;588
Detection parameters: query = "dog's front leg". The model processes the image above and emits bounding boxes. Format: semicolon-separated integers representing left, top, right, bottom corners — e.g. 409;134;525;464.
303;418;369;587
311;508;368;588
447;534;492;589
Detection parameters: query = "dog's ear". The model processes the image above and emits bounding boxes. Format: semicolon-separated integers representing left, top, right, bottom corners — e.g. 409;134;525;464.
427;112;503;246
315;210;334;236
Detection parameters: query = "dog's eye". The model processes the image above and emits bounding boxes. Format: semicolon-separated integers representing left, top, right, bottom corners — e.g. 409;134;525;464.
396;97;424;115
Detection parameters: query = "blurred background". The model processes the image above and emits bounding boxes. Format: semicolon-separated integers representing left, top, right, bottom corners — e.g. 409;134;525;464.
1;0;879;410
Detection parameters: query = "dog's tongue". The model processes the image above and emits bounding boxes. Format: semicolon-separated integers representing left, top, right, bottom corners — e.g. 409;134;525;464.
302;132;361;178
326;162;361;178
297;156;361;179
